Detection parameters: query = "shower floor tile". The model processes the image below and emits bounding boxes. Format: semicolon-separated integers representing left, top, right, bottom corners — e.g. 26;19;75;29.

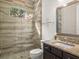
0;51;31;59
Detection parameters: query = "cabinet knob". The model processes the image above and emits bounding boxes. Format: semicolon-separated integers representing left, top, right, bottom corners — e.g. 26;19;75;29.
45;47;49;49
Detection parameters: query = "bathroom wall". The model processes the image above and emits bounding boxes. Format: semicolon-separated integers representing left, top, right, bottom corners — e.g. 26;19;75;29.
32;0;42;48
42;0;58;40
42;0;74;40
0;0;40;54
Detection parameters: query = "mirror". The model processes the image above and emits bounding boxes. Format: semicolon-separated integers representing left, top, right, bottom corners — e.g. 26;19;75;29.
56;1;79;35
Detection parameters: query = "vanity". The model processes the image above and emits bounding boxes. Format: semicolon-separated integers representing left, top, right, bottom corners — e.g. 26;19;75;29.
43;40;79;59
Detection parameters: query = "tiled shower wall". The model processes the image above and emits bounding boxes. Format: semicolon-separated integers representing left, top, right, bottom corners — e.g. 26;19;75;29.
0;0;41;54
33;0;42;48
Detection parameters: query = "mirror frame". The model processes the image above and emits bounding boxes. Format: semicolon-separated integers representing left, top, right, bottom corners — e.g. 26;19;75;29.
56;1;79;36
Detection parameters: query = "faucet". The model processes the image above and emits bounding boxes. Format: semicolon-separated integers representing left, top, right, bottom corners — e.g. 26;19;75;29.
63;37;75;46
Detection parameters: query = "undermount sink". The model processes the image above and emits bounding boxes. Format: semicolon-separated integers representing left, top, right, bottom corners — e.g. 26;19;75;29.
52;41;75;49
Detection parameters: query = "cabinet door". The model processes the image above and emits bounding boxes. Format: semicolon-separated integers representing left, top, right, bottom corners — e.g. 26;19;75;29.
52;47;62;58
43;50;55;59
63;56;79;59
55;57;61;59
63;56;72;59
63;52;79;59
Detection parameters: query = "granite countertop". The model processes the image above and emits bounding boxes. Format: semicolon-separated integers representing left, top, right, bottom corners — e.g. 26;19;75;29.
43;40;79;57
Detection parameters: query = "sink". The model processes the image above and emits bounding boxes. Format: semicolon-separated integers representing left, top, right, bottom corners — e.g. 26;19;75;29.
52;42;75;49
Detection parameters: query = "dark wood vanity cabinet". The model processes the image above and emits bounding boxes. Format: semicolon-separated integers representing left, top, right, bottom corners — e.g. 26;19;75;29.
44;50;61;59
44;50;55;59
43;43;62;59
63;52;79;59
43;43;79;59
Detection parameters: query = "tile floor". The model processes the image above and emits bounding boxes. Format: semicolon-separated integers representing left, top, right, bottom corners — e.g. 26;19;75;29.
0;50;31;59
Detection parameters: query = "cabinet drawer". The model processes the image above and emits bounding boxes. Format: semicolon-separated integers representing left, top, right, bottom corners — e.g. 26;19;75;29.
63;52;79;59
43;43;51;52
51;47;62;57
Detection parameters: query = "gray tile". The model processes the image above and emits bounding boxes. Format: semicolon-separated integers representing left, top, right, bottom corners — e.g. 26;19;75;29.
0;51;31;59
